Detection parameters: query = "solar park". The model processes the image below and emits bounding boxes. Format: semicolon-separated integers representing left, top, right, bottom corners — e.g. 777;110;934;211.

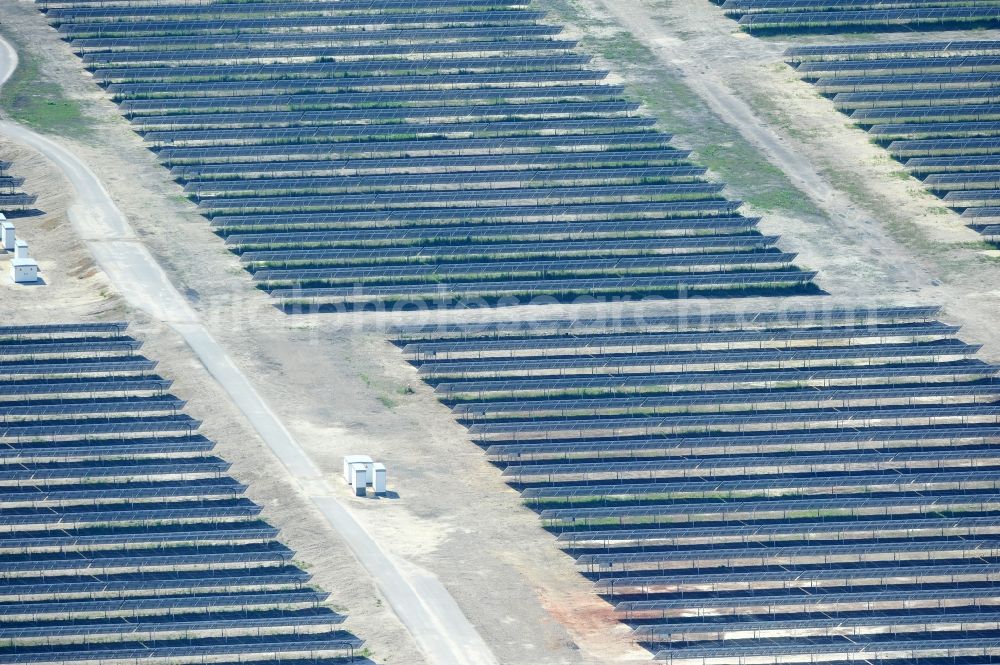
31;0;819;311
391;306;1000;664
0;322;365;663
6;0;1000;663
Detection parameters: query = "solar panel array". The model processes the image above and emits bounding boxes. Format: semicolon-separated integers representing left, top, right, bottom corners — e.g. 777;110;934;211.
785;41;1000;243
0;159;38;215
0;322;365;664
33;0;818;311
713;0;1000;33
391;306;1000;665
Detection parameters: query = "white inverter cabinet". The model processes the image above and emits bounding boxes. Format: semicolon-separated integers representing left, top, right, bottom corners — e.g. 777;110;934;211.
0;221;14;252
372;463;387;495
342;455;372;484
342;455;388;497
10;258;39;284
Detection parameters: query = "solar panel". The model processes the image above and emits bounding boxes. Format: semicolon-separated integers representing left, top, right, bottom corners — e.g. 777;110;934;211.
0;322;128;336
403;321;959;354
0;479;246;501
144;118;660;147
0;611;341;640
418;339;980;377
0;633;361;663
557;514;1000;546
140;103;640;132
217;204;743;233
110;70;613;99
159;134;672;164
798;55;1000;76
456;383;999;421
0;591;329;617
654;638;1000;662
0;502;264;526
90;41;580;68
486;424;1000;459
739;8;1000;33
57;1;521;19
0;546;292;572
546;495;1000;525
202;188;724;219
69;26;564;52
889;136;1000;155
0;397;185;417
0;523;281;550
0;359;158;376
253;253;794;284
785;40;1000;60
508;448;1000;479
522;470;1000;500
171;149;689;179
0;417;202;439
186;166;706;196
131;85;623;115
59;12;551;36
274;271;817;302
471;403;1000;441
95;56;596;87
0;378;172;397
240;236;774;266
621;585;1000;613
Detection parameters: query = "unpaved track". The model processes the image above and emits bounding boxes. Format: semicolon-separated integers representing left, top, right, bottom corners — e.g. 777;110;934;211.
0;35;499;665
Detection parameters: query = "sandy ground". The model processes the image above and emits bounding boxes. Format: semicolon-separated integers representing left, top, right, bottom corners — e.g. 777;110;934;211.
4;0;1000;663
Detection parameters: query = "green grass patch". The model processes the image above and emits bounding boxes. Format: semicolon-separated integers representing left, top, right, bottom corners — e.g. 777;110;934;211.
747;187;812;213
589;31;658;66
956;240;998;252
360;371;412;411
0;32;90;136
377;395;398;410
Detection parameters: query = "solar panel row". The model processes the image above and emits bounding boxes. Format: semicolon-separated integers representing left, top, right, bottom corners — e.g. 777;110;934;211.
715;1;1000;33
88;40;581;66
